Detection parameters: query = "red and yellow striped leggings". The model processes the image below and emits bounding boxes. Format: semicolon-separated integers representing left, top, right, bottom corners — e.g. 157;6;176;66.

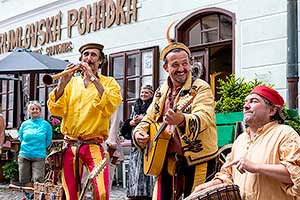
62;144;109;200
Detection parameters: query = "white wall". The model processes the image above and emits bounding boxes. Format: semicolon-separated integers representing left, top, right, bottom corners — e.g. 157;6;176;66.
237;0;287;99
0;0;59;21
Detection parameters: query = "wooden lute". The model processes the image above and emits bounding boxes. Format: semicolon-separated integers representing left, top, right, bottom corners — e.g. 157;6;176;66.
143;89;196;176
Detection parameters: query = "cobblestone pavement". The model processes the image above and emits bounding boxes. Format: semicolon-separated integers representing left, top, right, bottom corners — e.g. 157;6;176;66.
0;184;127;200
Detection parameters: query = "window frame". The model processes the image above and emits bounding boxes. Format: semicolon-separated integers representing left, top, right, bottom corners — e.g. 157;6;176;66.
0;71;60;129
109;46;159;120
0;76;18;128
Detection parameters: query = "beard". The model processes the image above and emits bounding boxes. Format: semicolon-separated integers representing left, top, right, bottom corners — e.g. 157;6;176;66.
171;70;189;86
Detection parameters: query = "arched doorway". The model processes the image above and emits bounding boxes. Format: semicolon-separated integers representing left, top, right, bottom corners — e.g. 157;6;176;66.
175;7;235;100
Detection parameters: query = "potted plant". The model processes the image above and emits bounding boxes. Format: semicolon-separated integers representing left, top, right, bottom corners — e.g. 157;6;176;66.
215;74;263;146
2;159;18;183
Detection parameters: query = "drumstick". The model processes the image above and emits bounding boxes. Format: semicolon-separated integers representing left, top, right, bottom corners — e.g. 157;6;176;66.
8;183;34;191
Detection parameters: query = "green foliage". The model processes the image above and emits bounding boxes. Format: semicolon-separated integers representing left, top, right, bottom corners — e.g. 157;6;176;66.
282;108;300;133
215;74;264;113
2;159;18;180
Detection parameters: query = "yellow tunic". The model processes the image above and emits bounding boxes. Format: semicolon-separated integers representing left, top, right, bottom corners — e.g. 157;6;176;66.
214;121;300;200
47;73;122;140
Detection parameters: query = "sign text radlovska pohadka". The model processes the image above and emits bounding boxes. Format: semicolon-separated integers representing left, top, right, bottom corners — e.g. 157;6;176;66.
0;0;138;56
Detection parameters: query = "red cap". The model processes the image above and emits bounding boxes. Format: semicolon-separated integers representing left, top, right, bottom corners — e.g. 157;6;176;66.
250;85;284;108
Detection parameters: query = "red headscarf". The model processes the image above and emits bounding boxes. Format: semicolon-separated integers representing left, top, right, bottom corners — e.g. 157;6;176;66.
250;85;284;109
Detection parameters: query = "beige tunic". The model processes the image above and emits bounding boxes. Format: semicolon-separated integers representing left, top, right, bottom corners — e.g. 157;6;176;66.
215;121;300;200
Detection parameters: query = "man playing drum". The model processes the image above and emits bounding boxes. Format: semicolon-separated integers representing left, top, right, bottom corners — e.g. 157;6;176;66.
191;86;300;200
133;28;218;199
47;43;122;200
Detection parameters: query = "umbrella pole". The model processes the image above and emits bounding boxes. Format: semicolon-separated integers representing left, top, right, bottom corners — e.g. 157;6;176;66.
18;73;24;123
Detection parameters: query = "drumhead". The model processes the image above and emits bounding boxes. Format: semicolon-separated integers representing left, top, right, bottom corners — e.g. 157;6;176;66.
185;183;241;200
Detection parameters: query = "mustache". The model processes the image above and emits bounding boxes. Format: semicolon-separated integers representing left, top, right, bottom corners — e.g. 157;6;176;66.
175;70;188;75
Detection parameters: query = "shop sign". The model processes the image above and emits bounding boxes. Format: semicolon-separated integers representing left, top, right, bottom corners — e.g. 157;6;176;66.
0;0;138;55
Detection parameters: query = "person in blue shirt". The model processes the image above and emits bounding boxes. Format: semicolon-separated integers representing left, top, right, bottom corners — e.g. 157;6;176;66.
18;101;52;199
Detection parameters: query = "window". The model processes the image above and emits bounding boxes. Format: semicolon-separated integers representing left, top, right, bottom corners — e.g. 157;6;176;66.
187;13;232;46
20;73;55;120
36;73;55;120
109;46;159;120
0;72;59;129
0;75;16;128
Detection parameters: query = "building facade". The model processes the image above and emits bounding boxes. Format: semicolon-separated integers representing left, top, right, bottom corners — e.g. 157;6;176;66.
0;0;297;129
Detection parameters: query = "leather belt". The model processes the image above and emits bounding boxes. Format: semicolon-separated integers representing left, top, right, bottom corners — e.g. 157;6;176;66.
64;137;104;145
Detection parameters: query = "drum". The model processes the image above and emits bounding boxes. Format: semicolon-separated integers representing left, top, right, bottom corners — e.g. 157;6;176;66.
185;184;242;200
